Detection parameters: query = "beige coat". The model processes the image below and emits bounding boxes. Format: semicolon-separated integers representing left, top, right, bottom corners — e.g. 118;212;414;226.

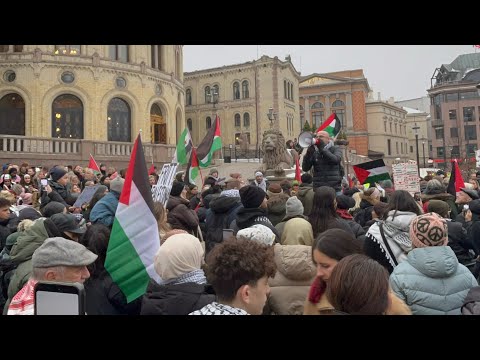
281;217;314;246
267;244;316;315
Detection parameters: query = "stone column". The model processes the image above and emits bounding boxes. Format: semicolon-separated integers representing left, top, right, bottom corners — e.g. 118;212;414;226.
304;96;310;126
345;92;353;131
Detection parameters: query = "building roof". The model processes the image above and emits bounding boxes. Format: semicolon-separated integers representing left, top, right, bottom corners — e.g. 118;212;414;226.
435;53;480;85
402;106;424;114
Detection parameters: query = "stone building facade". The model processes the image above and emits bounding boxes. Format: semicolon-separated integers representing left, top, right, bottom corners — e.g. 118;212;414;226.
299;70;370;156
184;55;301;150
0;45;182;167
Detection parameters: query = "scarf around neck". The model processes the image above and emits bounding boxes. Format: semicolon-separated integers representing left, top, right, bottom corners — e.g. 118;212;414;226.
162;269;206;286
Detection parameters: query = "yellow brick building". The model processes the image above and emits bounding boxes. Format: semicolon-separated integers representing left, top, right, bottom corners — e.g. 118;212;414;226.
0;45;182;167
184;55;301;150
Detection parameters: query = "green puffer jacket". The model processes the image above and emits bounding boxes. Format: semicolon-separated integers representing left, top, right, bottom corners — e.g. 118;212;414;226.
7;218;49;300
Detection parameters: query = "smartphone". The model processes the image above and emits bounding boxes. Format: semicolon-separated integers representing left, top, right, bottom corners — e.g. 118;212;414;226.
222;229;234;241
464;204;470;215
40;179;48;187
34;281;86;315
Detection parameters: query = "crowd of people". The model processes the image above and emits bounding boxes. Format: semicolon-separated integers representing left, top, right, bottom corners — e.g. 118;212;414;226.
1;129;480;315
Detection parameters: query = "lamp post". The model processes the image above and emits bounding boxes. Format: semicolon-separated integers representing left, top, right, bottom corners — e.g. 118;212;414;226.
207;87;219;116
267;107;277;128
412;122;420;176
422;140;426;168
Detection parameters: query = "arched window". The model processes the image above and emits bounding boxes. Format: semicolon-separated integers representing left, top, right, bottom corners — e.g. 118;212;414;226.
243;113;250;127
205;86;211;103
150;103;166;144
233;82;240;100
212;85;219;98
234;113;241;127
186;89;192;106
206;116;212;129
242;80;249;99
52;94;83;139
187;118;193;132
108;98;131;142
0;93;25;135
311;102;323;109
332;100;344;107
290;83;294;101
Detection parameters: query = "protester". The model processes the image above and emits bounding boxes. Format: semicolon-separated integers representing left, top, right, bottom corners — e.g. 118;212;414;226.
266;183;289;227
7;237;97;315
90;177;124;227
301;130;343;193
189;238;276;315
166;182;199;234
153;202;171;241
278;196;313;246
335;195;365;242
251;171;267;192
297;173;314;216
141;233;215;315
390;212;477;315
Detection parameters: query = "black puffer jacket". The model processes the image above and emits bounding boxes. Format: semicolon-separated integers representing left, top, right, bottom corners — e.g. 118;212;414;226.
302;144;343;191
141;280;215;315
446;220;476;265
205;196;242;254
40;180;76;208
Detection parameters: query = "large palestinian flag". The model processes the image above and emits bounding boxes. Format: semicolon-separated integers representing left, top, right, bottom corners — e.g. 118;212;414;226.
316;113;341;138
197;115;222;167
105;134;161;303
447;159;465;196
353;159;391;185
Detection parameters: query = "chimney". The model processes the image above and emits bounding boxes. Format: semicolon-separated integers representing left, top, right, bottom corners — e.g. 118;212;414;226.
377;92;381;101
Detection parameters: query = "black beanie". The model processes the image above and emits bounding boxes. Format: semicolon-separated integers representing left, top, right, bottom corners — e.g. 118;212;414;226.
42;201;67;218
50;167;67;182
336;195;355;210
170;181;185;197
239;185;266;209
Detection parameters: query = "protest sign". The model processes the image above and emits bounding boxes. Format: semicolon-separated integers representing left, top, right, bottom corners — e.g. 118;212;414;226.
73;185;100;208
392;162;420;196
152;163;178;205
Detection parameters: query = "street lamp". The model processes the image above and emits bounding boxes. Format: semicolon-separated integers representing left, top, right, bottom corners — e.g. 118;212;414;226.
207;87;219;115
422;140;426;168
412;122;420;176
267;107;277;128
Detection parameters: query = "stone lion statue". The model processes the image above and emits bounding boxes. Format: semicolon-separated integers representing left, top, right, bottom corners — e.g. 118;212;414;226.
262;129;293;176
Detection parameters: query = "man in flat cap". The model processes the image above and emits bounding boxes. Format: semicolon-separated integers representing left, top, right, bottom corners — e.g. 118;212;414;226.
7;237;97;315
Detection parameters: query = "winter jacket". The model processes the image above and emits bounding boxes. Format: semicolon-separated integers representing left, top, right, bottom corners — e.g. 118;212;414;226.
390;246;478;315
0;214;16;251
85;270;141;315
446;220;476;266
302;143;343;191
267;244;316;315
336;209;366;243
141;280;215;315
353;196;379;228
40;180;76;208
275;214;308;239
280;218;314;246
230;207;280;242
6;218;50;302
166;196;199;233
461;286;480;315
267;193;289;227
90;191;120;228
421;192;458;220
296;184;314;216
205;196;242;254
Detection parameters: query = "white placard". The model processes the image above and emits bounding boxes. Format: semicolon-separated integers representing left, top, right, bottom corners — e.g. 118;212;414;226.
152;163;178;205
392;162;420;196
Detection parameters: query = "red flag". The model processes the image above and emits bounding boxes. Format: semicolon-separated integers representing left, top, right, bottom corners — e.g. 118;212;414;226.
347;175;354;189
295;157;301;182
447;160;465;196
474;45;480;48
88;154;100;173
148;164;155;175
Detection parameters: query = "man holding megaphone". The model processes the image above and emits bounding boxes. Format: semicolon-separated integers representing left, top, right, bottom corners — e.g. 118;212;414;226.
301;130;343;194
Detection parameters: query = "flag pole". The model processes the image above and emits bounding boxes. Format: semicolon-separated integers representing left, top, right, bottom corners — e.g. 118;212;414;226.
198;166;204;186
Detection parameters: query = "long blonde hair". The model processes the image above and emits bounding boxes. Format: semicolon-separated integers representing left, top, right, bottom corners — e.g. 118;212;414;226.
153;202;171;238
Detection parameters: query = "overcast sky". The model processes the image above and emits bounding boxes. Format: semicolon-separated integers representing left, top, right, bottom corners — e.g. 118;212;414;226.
184;45;476;101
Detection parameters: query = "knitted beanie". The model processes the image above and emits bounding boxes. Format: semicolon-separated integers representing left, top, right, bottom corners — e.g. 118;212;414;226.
267;183;283;198
285;196;304;217
236;224;275;246
410;212;448;248
239;185;266;209
336;195;355;210
170;181;185;197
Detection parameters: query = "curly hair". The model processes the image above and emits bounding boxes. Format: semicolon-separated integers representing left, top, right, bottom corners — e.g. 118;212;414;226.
205;238;276;302
262;129;293;171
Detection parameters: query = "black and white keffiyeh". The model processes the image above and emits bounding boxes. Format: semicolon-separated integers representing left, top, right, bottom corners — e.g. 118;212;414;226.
189;302;249;315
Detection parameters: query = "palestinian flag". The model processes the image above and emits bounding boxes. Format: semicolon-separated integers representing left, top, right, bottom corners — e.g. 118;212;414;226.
197;115;222;168
172;128;192;165
105;134;161;303
185;148;199;185
317;113;341;138
87;154;101;174
447;159;465;196
353;159;391;185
